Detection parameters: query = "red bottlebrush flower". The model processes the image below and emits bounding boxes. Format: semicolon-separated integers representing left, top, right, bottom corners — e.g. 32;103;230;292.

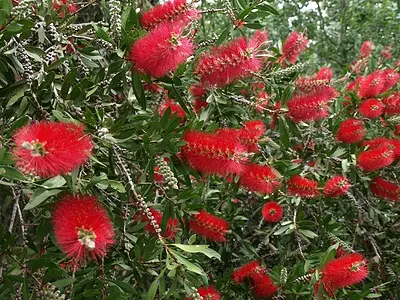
383;92;400;115
321;253;368;290
323;176;351;198
262;201;283;223
380;69;399;94
232;260;263;284
12;121;92;178
251;273;279;298
239;163;282;195
357;70;385;99
193;99;208;112
359;41;373;58
288;92;333;123
129;22;194;78
189;84;207;98
135;207;178;239
181;130;248;177
52;194;115;263
357;143;395;172
346;76;364;92
281;31;309;64
358;98;384;118
195;30;268;88
158;99;186;119
395;125;400;136
287;175;319;198
295;68;335;94
336;118;366;144
238;120;266;152
316;67;334;81
140;0;200;30
381;46;392;60
184;286;221;300
68;3;78;14
189;210;229;242
370;176;400;202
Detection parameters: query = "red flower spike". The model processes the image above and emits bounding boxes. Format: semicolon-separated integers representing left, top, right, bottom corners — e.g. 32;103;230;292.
251;273;279;298
336;118;366;144
135;207;178;239
238;120;266;152
262;201;284;223
288;92;332;123
158;99;186;119
324;176;351;198
281;31;309;64
232;260;263;284
381;46;392;60
52;194;115;263
189;210;229;242
239;163;282;195
195;30;268;88
12;121;93;178
287;175;319;198
357;70;385;99
321;253;368;290
193;99;208;112
359;98;384;118
140;0;200;30
361;137;400;159
185;286;221;300
181;130;248;177
316;67;334;81
129;22;194;78
357;143;395;172
359;41;373;58
383;92;400;115
380;69;399;94
395;125;400;136
189;84;207;98
370;176;400;202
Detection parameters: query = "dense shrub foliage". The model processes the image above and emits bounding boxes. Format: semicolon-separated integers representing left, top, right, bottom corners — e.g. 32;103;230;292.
0;0;399;299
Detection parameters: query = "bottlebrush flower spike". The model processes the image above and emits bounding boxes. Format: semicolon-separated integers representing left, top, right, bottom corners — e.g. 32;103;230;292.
189;210;229;242
287;175;319;198
251;273;279;298
321;253;368;290
238;120;266;152
359;41;373;58
129;22;194;78
239;163;282;195
382;92;400;115
52;194;115;263
362;138;400;160
181;130;248;177
324;176;351;198
295;67;335;94
262;201;283;223
281;31;309;64
158;99;186;119
135;207;178;239
185;286;221;300
370;176;400;202
193;99;208;112
346;76;364;92
316;67;334;80
195;30;268;88
380;69;399;94
288;92;332;123
381;46;392;60
357;143;395;172
232;260;263;284
189;84;207;98
140;0;200;30
358;98;384;118
12;121;92;178
336;118;366;144
357;70;385;99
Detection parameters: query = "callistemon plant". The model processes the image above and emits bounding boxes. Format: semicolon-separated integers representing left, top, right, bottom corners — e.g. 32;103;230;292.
1;0;400;299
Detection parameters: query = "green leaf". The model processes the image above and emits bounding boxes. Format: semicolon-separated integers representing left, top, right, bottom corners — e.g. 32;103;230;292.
169;250;205;275
161;202;173;234
41;176;66;189
171;85;189;114
299;229;318;239
258;4;280;16
171;244;221;260
146;277;158;300
278;117;290;148
108;279;136;294
132;71;146;109
24;188;62;210
216;27;231;46
60;68;76;99
0;166;26;181
0;81;27;99
52;278;74;289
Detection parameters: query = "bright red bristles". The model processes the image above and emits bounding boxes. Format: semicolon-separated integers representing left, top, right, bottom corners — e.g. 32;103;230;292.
140;0;200;30
185;286;221;300
281;31;309;64
129;22;194;78
251;273;279;298
357;70;385;99
321;253;368;290
135;207;178;239
359;98;384;118
238;120;266;152
12;121;93;178
195;30;268;87
316;67;334;81
359;41;373;58
262;201;283;223
370;176;400;202
232;260;263;284
288;91;334;123
324;176;351;198
181;130;248;177
287;175;319;198
52;194;115;263
189;84;207;98
357;143;395;172
193;99;208;112
336;118;366;144
383;92;400;115
158;99;186;119
189;210;229;242
361;137;400;159
380;69;399;94
239;163;281;195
